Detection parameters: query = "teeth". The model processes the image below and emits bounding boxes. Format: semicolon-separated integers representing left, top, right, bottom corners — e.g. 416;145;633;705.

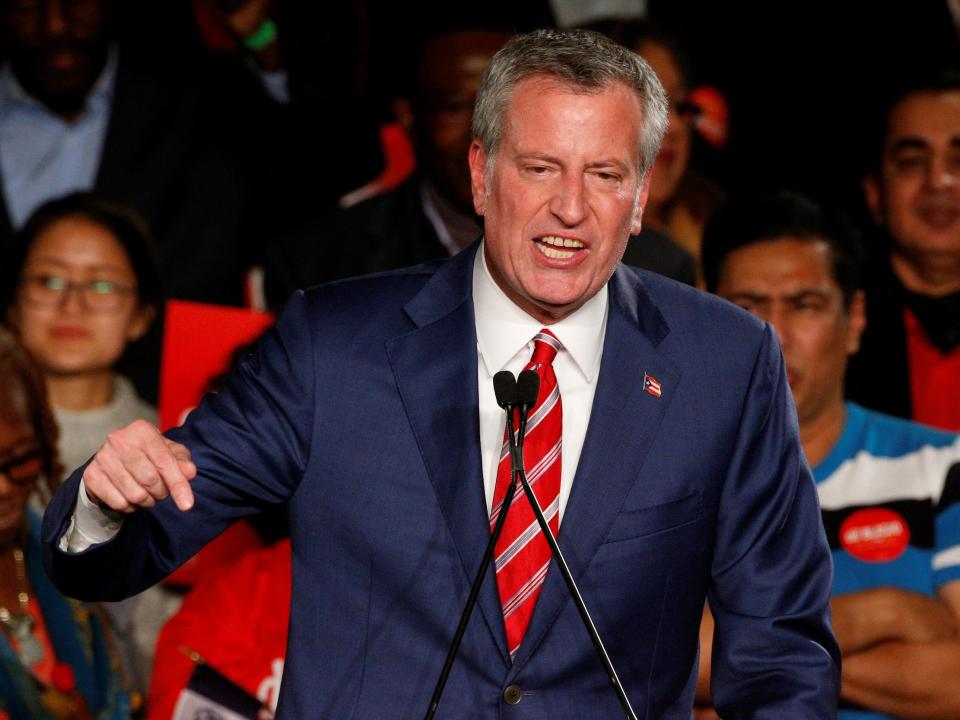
536;236;583;259
540;236;584;248
537;243;575;259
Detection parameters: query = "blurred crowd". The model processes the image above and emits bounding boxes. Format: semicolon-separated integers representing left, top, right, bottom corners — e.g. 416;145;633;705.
0;1;959;718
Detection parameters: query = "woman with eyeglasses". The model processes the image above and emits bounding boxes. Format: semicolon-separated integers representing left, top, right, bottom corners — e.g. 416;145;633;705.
3;192;161;481
0;326;132;719
2;192;179;706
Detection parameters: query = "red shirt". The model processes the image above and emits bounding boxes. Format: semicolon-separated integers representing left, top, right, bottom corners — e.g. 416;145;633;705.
905;308;960;431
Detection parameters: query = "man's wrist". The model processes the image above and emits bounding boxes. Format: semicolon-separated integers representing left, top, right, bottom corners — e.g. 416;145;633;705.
83;482;102;508
79;482;123;522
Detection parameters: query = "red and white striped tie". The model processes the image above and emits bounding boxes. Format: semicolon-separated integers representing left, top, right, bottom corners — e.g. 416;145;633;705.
490;329;562;659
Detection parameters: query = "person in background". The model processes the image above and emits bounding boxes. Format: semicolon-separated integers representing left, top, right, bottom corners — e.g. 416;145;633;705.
848;69;960;431
4;193;159;477
0;0;265;306
2;192;180;700
594;20;724;278
701;190;960;719
0;326;132;719
264;28;511;307
0;0;305;399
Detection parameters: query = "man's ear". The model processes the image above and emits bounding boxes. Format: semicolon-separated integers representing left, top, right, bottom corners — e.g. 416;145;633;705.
630;169;653;236
863;175;884;225
845;289;867;356
468;140;489;216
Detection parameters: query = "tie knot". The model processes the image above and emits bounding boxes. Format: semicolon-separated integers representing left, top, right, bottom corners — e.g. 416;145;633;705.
530;329;561;366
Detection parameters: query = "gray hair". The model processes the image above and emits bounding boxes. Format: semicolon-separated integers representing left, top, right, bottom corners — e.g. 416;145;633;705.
472;28;669;176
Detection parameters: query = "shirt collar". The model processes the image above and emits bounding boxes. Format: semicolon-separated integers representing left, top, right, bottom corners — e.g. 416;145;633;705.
473;240;608;382
0;45;118;117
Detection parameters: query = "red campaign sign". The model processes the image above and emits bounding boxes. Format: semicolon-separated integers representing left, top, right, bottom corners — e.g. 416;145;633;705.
158;300;274;589
839;507;910;563
159;300;275;432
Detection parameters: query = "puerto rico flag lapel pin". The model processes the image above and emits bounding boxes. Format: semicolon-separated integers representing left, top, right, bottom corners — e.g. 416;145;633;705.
642;372;662;398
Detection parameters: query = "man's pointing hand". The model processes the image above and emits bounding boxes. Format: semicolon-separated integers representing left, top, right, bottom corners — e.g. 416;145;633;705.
83;419;197;512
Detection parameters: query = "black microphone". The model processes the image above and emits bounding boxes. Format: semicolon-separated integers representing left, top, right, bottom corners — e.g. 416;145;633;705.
516;369;539;409
513;369;539;457
493;370;518;410
516;370;539;417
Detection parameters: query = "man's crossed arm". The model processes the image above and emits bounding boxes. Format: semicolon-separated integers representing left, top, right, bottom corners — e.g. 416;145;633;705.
697;583;960;719
837;583;960;719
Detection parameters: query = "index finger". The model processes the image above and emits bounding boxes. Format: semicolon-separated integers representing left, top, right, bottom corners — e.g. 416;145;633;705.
143;433;195;511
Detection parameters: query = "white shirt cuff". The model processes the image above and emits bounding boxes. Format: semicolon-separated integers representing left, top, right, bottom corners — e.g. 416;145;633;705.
57;482;125;553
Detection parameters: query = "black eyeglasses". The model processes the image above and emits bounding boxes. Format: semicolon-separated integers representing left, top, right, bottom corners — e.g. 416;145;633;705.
18;274;137;313
0;448;45;485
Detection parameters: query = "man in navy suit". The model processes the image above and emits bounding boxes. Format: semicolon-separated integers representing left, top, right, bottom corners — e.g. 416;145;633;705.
43;29;840;717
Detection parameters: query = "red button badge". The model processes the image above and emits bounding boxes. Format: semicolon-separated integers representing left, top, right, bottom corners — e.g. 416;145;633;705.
839;508;910;563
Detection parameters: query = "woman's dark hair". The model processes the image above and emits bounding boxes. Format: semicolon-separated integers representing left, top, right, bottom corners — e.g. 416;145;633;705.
1;192;163;315
0;327;62;501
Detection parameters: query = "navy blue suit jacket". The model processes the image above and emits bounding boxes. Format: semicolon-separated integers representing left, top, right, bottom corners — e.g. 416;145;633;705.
44;244;839;718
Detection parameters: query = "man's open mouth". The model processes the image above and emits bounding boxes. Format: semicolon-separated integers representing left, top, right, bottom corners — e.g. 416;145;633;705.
535;236;585;260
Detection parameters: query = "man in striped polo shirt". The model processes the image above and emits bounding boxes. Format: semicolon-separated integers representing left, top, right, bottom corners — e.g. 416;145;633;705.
700;190;960;719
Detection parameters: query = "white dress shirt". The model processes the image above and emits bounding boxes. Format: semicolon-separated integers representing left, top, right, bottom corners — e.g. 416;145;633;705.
62;242;609;550
473;244;607;522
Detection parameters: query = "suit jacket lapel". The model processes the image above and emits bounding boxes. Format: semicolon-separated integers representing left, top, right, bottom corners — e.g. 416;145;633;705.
511;266;682;671
386;245;510;666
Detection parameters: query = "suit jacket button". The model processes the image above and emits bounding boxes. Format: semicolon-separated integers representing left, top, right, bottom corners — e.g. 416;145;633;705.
503;685;522;705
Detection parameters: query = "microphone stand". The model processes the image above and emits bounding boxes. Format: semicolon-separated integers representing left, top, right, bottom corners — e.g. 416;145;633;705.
510;390;638;720
425;371;637;720
424;372;532;720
